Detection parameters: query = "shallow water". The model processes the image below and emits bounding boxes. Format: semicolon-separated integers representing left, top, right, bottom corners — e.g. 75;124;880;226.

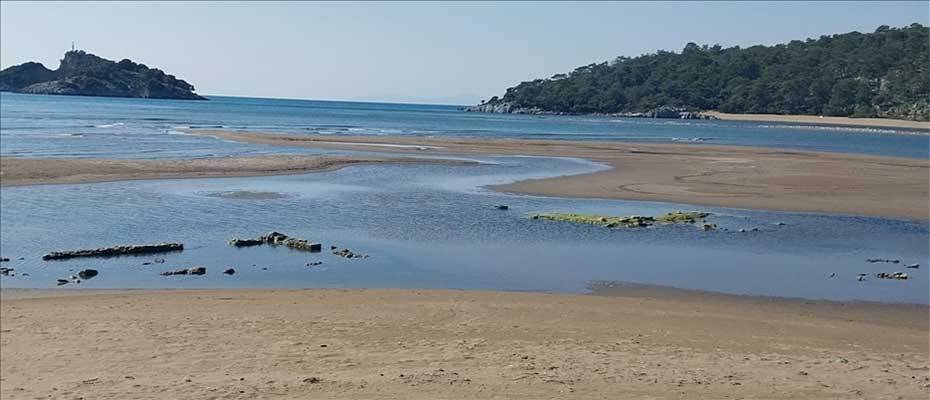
2;92;928;159
1;157;927;303
1;93;928;303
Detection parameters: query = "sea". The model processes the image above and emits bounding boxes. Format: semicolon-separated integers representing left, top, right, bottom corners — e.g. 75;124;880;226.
1;92;928;303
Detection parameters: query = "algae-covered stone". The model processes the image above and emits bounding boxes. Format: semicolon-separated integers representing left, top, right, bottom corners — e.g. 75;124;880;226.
530;211;711;229
530;213;656;228
283;238;322;253
656;211;710;224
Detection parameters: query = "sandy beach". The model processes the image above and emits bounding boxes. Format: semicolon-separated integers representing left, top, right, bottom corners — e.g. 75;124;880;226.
2;132;927;219
0;155;473;187
702;111;930;130
0;288;926;399
192;131;930;219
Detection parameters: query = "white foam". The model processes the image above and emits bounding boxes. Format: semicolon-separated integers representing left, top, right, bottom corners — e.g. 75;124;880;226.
314;141;444;150
94;123;125;128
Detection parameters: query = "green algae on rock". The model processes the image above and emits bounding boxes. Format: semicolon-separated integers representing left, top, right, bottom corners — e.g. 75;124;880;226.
530;211;710;228
530;213;655;228
656;211;710;224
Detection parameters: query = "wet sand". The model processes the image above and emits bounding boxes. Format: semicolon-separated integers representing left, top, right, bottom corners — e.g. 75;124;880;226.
3;132;927;219
0;288;926;399
0;155;474;187
703;111;930;130
195;131;930;220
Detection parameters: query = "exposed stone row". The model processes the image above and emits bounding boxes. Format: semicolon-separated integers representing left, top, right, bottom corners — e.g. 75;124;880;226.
42;243;183;261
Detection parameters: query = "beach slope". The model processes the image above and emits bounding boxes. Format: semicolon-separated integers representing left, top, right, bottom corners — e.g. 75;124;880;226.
1;289;927;399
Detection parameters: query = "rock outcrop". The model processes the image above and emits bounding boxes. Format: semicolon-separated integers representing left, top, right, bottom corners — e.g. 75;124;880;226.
229;232;322;253
77;269;98;279
0;50;205;100
465;102;715;120
160;266;206;276
42;242;183;260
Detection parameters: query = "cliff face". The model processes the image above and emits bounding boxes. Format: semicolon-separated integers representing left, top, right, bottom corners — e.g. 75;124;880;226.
0;50;206;100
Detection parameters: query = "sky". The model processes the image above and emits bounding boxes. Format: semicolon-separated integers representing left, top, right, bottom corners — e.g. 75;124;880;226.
1;1;927;104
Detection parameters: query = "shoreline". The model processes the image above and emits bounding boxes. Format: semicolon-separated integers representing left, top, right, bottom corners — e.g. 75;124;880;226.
2;287;927;399
0;155;475;187
703;111;930;131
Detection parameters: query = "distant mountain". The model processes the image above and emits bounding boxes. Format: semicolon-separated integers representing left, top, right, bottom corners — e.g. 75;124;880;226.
0;50;205;100
469;23;929;121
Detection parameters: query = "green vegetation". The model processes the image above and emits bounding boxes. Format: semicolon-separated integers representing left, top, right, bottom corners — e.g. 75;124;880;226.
480;24;928;120
656;211;710;224
531;211;710;228
0;50;205;100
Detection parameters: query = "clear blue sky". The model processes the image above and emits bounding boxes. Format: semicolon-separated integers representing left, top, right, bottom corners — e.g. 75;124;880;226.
2;1;927;104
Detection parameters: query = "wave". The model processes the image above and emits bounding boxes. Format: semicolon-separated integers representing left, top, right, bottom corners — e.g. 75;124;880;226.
671;137;713;142
94;123;125;128
755;124;902;135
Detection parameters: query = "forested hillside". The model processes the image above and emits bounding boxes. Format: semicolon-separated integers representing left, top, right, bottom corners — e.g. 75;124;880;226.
475;24;928;120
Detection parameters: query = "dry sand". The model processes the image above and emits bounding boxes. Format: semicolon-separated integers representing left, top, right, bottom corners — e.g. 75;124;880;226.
0;155;473;187
0;288;926;399
195;131;930;220
703;111;930;130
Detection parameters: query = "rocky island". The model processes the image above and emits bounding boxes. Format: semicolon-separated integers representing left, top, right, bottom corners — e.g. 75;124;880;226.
0;50;205;100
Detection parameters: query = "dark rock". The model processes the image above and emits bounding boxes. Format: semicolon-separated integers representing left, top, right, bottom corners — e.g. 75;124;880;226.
229;238;264;247
332;248;367;259
0;257;9;262
77;269;98;279
906;263;920;269
160;268;189;276
866;258;901;264
43;242;183;261
496;205;509;210
56;279;69;286
234;232;322;253
875;271;908;280
188;266;206;275
223;268;236;275
0;267;13;276
302;377;321;384
260;231;289;244
0;50;206;100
